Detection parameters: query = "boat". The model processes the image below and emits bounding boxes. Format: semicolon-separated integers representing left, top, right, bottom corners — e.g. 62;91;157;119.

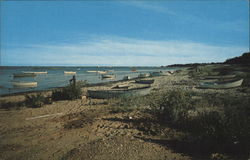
87;70;98;73
138;73;150;78
112;84;129;89
22;71;47;74
202;75;236;80
87;85;151;99
98;71;107;74
12;81;38;88
135;79;155;84
102;74;115;79
123;75;131;80
199;78;243;89
13;73;36;78
150;71;171;77
131;68;137;72
64;71;76;74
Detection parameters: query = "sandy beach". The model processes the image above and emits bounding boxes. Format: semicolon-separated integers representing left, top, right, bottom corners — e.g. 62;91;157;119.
0;66;249;160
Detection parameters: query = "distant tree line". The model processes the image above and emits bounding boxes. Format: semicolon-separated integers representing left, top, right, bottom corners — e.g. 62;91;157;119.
224;52;250;65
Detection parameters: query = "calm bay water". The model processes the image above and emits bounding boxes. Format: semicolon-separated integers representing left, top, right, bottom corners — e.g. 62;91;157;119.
0;66;177;95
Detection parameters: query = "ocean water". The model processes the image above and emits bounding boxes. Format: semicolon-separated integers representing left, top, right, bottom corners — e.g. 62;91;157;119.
0;66;177;95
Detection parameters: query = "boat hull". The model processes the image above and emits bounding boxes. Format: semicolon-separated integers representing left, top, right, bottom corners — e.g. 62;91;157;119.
12;81;38;88
87;86;151;99
199;79;243;89
13;73;36;78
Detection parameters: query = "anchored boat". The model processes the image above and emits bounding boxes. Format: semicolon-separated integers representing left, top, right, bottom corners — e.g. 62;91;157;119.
12;81;38;88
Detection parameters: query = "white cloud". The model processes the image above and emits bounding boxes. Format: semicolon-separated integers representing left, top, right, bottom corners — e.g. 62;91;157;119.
2;36;248;66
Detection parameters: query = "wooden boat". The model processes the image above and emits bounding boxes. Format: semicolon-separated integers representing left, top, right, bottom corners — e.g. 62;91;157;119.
13;73;36;78
12;81;37;88
87;70;98;73
135;79;154;84
98;71;107;74
123;75;131;80
102;74;115;79
199;78;243;89
64;71;76;74
202;74;236;80
87;86;151;99
138;73;150;78
22;71;47;74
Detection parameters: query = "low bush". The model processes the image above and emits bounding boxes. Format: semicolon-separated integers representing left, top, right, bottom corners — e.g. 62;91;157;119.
52;84;82;101
25;93;47;108
150;90;193;123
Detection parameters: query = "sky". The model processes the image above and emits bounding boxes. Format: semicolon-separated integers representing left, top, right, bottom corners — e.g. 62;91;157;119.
1;0;249;66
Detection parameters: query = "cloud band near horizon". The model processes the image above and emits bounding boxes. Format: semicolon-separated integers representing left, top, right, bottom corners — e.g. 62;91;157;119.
2;36;248;66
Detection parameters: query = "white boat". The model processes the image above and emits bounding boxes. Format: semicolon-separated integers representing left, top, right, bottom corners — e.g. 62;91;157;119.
64;71;76;74
86;70;98;73
199;79;243;89
138;73;150;78
98;71;107;74
12;81;38;88
22;71;47;74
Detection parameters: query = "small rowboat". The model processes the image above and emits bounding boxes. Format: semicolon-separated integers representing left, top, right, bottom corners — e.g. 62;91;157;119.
87;85;151;99
102;74;115;79
64;71;76;74
22;71;47;74
13;73;36;78
12;81;38;88
98;71;107;74
87;70;98;73
138;73;150;78
199;78;243;89
135;79;155;84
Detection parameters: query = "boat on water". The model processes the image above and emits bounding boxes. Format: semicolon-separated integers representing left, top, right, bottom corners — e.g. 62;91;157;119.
135;79;155;84
199;78;243;89
138;73;150;78
64;71;76;74
102;74;115;79
87;85;151;99
13;73;36;78
22;71;47;74
98;71;107;74
12;81;38;88
86;70;98;73
131;68;137;72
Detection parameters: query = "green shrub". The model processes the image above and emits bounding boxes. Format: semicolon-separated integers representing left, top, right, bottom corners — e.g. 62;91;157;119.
52;84;82;101
150;90;193;123
25;93;47;108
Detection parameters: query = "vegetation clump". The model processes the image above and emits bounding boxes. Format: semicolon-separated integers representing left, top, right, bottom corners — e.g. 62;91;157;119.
52;84;82;101
25;93;49;108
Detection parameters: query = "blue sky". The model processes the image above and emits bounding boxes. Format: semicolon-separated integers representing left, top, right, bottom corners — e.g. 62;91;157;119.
1;0;249;66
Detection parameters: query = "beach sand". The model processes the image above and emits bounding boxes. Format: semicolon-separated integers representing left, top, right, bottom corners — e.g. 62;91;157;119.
0;67;248;160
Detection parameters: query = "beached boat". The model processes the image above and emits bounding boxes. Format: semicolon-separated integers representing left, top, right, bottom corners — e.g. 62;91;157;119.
202;75;236;80
64;71;76;74
22;71;47;74
138;73;150;78
199;78;243;89
12;81;38;88
135;79;155;84
123;75;131;80
87;86;151;99
13;73;36;78
150;71;171;77
102;74;115;79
